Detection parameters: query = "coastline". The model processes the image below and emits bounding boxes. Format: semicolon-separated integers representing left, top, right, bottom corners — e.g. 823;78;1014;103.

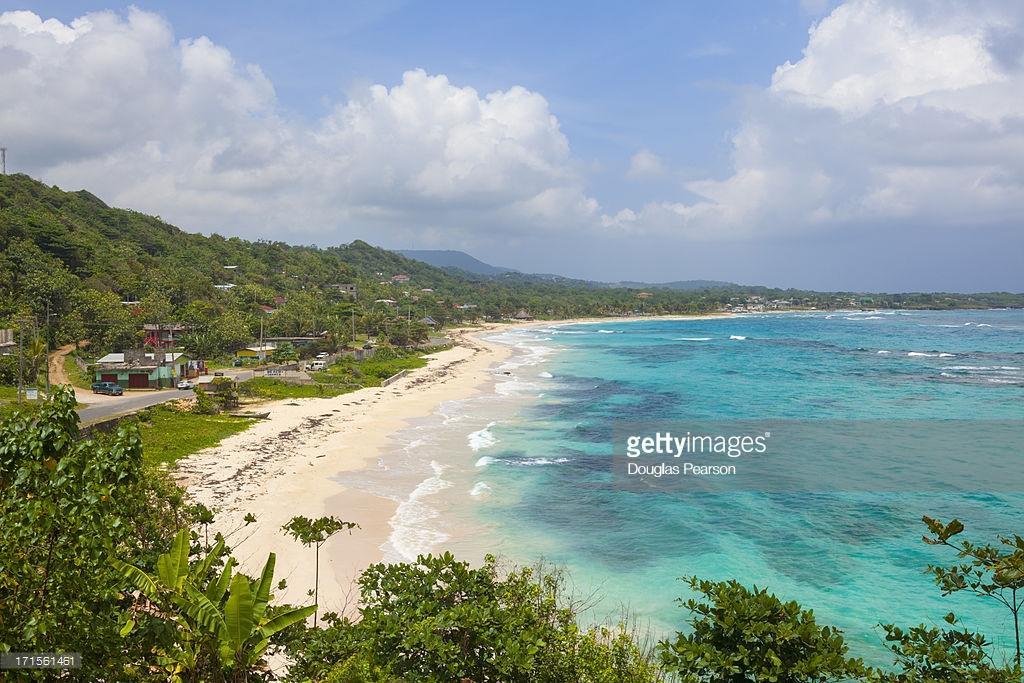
174;313;729;613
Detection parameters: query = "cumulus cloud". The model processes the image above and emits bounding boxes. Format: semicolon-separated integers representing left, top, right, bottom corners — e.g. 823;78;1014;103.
0;8;596;241
604;0;1024;241
626;149;666;179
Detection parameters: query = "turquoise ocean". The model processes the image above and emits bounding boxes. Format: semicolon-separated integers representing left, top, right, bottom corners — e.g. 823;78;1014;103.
337;309;1024;664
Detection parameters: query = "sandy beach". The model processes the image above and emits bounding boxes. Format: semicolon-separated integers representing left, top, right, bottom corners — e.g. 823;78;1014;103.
174;324;515;614
175;314;731;613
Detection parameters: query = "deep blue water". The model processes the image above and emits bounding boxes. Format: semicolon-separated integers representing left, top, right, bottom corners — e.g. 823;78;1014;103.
471;310;1024;664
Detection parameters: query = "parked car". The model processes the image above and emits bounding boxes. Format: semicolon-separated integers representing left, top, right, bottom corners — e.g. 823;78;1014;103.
91;381;124;396
214;371;225;377
316;352;330;359
308;360;327;371
177;380;194;390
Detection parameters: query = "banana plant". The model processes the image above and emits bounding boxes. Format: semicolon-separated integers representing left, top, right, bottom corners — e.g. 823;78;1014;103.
114;529;316;681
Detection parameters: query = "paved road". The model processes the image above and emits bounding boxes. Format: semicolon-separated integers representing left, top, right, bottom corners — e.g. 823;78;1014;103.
77;389;193;423
76;368;256;423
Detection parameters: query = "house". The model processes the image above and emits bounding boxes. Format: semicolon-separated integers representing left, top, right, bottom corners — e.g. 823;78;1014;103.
258;304;277;314
327;283;357;297
420;316;438;327
94;350;195;388
391;274;411;283
143;323;188;350
214;283;236;290
235;343;277;360
513;310;534;321
0;328;14;355
264;335;324;348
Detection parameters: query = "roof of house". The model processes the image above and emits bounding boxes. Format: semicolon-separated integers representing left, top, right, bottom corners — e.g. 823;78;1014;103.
96;352;186;364
241;344;277;352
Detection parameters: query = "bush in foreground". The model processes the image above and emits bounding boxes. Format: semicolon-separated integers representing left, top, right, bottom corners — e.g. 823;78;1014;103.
285;553;662;682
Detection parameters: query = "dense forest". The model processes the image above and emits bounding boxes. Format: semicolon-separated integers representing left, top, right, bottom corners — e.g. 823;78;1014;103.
1;172;1022;359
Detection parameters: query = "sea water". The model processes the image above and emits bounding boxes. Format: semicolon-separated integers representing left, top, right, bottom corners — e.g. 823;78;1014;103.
337;309;1024;664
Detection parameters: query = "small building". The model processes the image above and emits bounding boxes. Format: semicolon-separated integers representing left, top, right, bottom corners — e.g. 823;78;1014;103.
94;351;194;388
513;310;534;321
0;328;14;355
420;316;438;327
264;335;324;348
258;304;277;314
143;323;188;350
327;283;357;297
214;283;236;290
235;344;277;360
391;274;411;283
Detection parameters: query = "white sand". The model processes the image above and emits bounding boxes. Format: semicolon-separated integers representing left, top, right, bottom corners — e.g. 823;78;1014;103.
175;326;513;614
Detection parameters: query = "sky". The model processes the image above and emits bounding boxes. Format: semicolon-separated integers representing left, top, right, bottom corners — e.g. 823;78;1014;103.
0;1;1022;292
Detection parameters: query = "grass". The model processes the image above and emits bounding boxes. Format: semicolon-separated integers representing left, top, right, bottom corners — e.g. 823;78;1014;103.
63;354;93;389
236;378;353;400
137;405;255;467
313;353;428;387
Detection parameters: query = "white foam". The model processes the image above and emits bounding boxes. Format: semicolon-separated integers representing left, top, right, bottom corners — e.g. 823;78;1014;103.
729;335;747;340
513;457;571;466
877;350;892;354
475;455;497;467
538;371;553;378
469;482;492;497
938;353;956;358
468;422;498;451
387;461;452;561
907;352;936;357
597;329;622;334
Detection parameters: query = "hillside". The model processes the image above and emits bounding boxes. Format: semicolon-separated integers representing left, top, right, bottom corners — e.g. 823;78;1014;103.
2;173;1021;358
398;249;515;276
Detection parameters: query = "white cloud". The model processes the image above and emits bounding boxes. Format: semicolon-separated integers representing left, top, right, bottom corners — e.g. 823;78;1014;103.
604;0;1024;241
626;149;666;179
0;9;596;241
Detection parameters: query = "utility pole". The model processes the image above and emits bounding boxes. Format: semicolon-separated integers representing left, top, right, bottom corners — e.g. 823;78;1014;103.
45;301;51;397
17;320;24;404
1;147;6;175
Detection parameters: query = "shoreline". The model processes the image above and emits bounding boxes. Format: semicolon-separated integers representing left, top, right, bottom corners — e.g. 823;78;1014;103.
175;313;729;613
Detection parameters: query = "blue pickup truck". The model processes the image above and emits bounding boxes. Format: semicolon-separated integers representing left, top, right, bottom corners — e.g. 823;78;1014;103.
91;381;124;396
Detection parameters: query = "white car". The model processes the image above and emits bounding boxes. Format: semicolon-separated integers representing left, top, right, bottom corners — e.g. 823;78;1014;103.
177;380;195;390
316;352;330;359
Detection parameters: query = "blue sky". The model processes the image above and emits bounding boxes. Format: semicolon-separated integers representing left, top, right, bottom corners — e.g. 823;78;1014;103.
1;1;1021;291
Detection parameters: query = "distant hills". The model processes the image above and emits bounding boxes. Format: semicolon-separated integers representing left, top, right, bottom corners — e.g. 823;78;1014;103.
399;249;741;291
397;250;514;276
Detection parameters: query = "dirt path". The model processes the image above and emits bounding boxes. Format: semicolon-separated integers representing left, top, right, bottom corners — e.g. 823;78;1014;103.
49;341;83;386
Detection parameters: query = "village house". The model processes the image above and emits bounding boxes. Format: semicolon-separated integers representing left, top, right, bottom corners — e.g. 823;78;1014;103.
263;334;326;349
94;350;198;389
0;328;14;355
391;273;411;283
142;323;188;350
327;283;357;297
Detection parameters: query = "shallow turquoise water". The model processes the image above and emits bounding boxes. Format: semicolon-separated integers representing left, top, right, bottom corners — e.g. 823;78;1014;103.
468;310;1024;664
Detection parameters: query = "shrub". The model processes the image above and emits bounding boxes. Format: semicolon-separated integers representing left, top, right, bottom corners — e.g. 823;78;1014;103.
659;576;866;682
285;553;661;682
